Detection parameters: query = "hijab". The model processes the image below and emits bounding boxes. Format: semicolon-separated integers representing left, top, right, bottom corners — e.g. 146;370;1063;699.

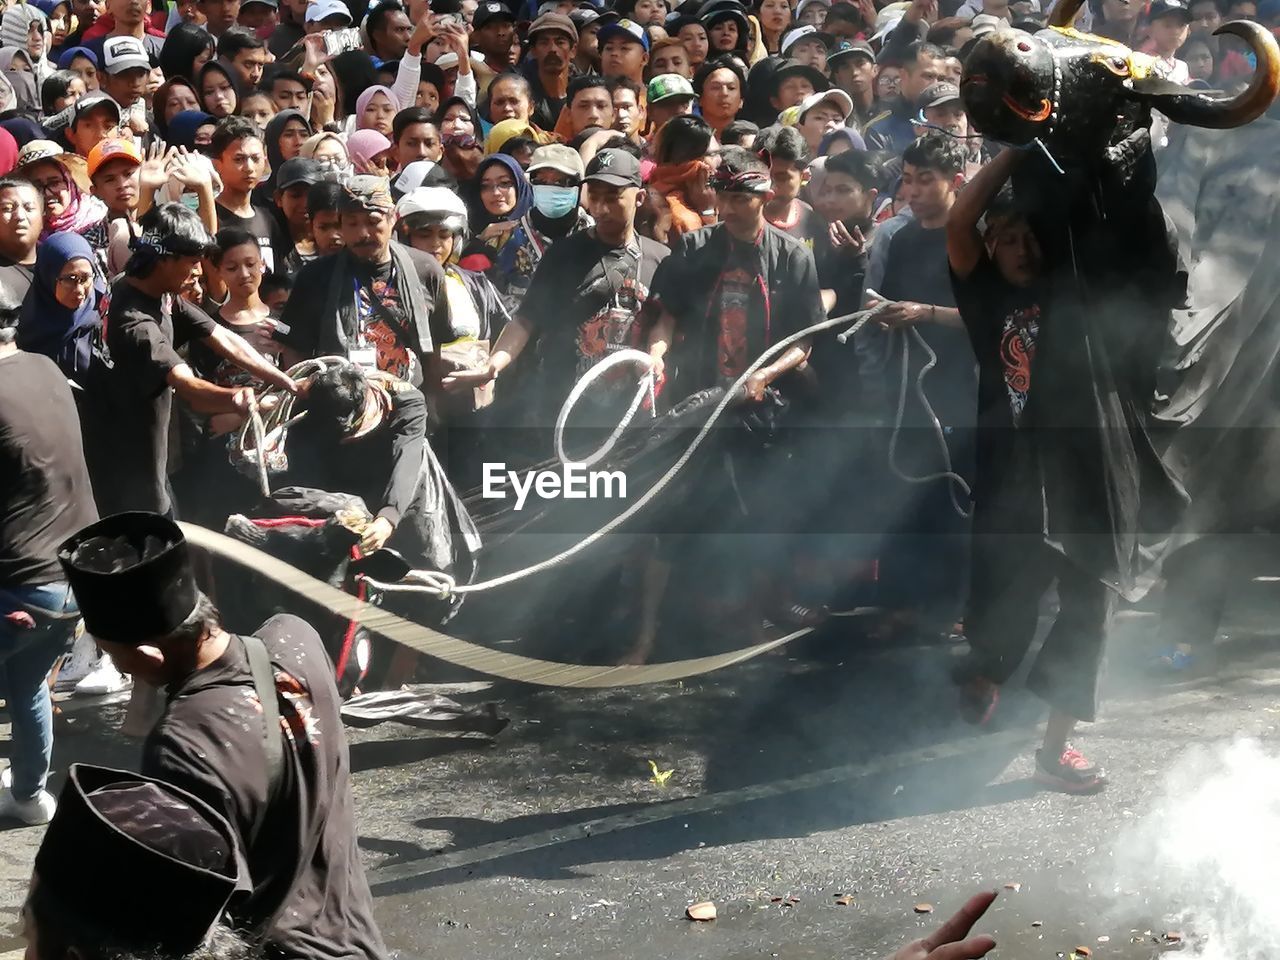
17;230;105;376
167;109;216;150
0;126;16;174
354;84;399;130
37;156;108;239
0;115;43;146
1;5;47;48
151;76;200;139
472;153;532;229
299;130;347;160
432;95;480;140
55;45;95;70
345;129;392;174
197;59;240;117
263;108;312;189
484;118;535;155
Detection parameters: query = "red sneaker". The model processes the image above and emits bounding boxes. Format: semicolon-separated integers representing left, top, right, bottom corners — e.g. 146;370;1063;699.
1034;746;1108;794
959;676;999;726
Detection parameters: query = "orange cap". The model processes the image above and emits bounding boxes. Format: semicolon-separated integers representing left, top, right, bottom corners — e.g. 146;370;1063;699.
87;137;143;179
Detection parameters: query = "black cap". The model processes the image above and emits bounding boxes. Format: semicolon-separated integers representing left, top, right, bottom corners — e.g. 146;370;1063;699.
769;59;831;96
276;157;324;190
916;80;961;110
827;39;875;67
58;513;201;646
474;0;516;26
1148;0;1192;18
70;91;121;129
584;147;642;187
35;765;241;956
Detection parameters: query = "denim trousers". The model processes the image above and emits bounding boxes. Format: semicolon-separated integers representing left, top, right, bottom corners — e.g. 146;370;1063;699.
0;583;79;800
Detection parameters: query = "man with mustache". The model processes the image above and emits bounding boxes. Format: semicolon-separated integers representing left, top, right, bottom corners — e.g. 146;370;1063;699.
276;176;447;392
522;11;579;131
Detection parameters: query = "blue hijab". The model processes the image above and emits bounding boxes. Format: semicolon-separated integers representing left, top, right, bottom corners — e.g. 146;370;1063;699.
17;231;105;376
167;109;216;150
473;153;533;229
0;116;45;147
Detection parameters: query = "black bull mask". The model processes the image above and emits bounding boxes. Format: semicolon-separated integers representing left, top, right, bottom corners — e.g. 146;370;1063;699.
960;0;1280;159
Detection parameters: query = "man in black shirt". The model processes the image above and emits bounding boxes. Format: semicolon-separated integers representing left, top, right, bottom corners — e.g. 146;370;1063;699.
210;116;290;275
450;148;672;663
947;148;1109;795
95;203;297;518
0;329;97;825
57;513;390;960
647;147;825;638
859;133;976;638
0;178;40;327
277;176;447;389
522;12;579;131
459;148;669;428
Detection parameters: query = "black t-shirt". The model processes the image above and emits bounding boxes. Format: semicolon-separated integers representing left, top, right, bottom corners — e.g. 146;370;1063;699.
0;352;98;586
275;245;445;390
0;258;34;327
96;279;217;517
141;614;389;960
215;202;290;276
951;254;1046;519
862;218;977;428
952;254;1043;430
283;383;428;529
518;229;670;425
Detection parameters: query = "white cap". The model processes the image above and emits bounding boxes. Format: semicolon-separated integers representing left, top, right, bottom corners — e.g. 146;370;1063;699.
795;0;830;16
305;0;353;24
434;50;487;69
796;87;853;122
779;24;830;57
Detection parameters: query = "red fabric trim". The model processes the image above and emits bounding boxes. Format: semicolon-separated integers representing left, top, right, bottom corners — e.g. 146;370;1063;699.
334;545;365;680
248;516;328;529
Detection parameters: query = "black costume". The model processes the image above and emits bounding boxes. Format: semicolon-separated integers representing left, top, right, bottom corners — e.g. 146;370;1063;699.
58;514;390;960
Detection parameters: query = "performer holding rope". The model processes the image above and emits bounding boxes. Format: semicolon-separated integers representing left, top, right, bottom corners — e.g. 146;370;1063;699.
642;145;827;656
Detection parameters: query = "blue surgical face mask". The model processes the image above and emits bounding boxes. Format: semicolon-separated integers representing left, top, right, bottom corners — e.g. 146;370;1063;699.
532;183;580;220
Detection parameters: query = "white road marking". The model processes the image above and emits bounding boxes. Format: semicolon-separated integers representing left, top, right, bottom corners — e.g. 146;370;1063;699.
370;729;1032;888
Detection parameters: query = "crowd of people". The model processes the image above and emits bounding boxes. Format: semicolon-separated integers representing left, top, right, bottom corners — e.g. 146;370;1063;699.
0;0;1272;952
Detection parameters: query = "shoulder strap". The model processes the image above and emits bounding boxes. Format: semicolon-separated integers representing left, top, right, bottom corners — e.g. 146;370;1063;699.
241;634;284;846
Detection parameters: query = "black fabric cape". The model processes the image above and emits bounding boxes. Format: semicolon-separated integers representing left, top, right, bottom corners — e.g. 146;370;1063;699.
1151;117;1280;540
995;145;1190;601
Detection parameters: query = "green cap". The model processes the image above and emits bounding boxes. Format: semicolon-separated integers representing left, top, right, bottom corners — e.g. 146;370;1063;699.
646;73;696;105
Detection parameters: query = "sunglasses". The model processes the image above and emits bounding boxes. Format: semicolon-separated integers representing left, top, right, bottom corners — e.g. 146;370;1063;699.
443;133;482;151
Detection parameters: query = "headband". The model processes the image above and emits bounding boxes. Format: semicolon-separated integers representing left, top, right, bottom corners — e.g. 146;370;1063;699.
710;168;772;194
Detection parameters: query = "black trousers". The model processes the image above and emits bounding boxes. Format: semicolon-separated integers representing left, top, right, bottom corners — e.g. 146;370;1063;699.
964;536;1112;723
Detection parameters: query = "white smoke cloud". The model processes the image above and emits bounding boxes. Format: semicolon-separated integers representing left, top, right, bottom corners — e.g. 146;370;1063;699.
1114;738;1280;960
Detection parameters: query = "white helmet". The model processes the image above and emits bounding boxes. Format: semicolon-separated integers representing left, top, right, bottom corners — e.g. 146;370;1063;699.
395;186;469;235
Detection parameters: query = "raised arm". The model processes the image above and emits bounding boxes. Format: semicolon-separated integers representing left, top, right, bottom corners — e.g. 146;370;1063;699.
947;147;1022;279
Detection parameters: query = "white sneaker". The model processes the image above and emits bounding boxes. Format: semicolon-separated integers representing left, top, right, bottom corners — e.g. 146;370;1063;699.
74;659;132;697
55;628;100;692
0;786;56;826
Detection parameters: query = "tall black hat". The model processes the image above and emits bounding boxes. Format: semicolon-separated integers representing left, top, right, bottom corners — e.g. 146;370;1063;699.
57;512;200;645
33;765;242;955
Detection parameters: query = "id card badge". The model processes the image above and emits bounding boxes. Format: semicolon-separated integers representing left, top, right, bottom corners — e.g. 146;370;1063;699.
350;346;377;371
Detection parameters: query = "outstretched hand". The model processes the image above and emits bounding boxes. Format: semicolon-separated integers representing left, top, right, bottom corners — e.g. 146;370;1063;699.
882;891;999;960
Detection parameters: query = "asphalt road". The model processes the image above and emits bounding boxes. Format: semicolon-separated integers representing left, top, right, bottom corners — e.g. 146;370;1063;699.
2;590;1278;960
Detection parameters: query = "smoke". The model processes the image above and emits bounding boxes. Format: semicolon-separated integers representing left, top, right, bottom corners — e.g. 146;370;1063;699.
1114;738;1280;960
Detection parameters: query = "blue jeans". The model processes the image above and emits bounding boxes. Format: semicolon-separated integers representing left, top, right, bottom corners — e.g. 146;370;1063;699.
0;583;79;800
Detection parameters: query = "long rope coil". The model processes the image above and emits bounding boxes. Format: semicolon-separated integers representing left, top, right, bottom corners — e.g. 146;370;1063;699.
361;306;885;599
179;522;814;687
